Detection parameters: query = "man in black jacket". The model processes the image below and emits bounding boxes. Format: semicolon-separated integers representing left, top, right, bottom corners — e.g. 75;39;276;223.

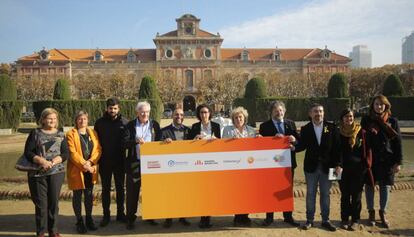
94;97;128;227
295;103;341;232
123;101;162;230
161;107;191;228
259;101;300;227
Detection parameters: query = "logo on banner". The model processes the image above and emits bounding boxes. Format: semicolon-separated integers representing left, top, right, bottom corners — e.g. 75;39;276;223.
273;155;285;162
223;159;241;164
147;161;161;169
168;160;189;167
194;160;204;165
204;160;218;165
247;156;255;164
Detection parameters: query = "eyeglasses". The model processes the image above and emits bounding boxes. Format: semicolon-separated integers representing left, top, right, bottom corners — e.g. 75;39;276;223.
200;111;209;114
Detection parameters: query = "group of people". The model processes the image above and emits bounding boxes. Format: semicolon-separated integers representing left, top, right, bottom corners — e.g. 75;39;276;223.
23;95;402;237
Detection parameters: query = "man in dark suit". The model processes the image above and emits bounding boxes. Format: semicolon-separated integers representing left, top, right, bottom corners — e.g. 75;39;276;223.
259;101;300;227
123;101;162;230
295;103;341;232
161;107;191;228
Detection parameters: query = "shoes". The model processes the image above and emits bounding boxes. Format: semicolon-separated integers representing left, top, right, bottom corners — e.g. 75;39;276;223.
379;210;390;228
85;216;98;231
178;218;191;226
76;218;87;234
234;215;251;227
368;210;376;226
116;213;127;223
126;216;136;230
302;221;313;230
284;218;300;227
261;218;273;227
321;221;337;232
48;233;62;237
163;219;173;228
341;220;349;230
146;219;158;226
99;216;110;227
349;221;360;231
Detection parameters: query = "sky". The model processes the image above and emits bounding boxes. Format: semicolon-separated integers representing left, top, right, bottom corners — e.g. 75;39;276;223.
0;0;413;67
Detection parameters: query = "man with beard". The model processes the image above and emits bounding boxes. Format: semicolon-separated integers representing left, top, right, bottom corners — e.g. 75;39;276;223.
94;97;128;227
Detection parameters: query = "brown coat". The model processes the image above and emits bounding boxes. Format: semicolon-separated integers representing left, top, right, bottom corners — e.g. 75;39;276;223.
66;127;102;190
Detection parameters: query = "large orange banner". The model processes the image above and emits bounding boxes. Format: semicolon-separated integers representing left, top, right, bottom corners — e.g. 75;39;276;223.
140;137;293;219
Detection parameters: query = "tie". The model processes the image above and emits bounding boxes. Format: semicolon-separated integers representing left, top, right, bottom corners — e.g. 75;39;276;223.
277;121;284;134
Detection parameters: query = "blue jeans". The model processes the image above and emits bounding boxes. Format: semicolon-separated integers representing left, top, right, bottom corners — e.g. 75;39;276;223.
305;164;332;222
365;184;390;211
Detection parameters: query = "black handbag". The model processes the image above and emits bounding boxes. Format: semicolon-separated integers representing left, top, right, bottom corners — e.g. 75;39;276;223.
15;154;40;171
15;129;41;172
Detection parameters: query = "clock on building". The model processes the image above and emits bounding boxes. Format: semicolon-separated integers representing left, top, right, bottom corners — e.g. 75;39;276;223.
184;23;193;35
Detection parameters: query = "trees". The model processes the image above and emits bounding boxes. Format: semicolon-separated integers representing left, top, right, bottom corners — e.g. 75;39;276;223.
327;73;348;98
53;78;71;100
0;74;17;100
244;77;266;99
383;74;404;96
138;76;164;122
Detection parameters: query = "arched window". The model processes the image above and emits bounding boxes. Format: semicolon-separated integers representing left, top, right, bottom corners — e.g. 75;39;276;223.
94;51;103;61
127;50;136;62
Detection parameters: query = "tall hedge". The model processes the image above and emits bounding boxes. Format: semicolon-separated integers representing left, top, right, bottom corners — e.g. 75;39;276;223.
234;97;351;122
383;74;404;96
32;100;136;127
0;101;23;129
242;77;267;125
327;73;348;98
53;78;71;100
244;77;267;99
387;96;414;120
138;76;163;122
0;74;17;100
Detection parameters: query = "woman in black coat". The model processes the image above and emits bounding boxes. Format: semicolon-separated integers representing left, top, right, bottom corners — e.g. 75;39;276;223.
338;109;367;231
189;104;221;229
361;95;402;228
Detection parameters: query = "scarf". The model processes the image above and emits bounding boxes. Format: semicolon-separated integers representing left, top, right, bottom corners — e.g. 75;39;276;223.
339;121;361;148
369;112;398;139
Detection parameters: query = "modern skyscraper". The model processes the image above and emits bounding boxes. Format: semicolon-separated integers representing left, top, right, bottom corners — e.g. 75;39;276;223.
349;45;372;68
402;32;414;64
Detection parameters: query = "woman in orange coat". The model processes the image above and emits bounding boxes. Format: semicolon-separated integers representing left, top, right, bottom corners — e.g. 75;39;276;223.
67;111;101;234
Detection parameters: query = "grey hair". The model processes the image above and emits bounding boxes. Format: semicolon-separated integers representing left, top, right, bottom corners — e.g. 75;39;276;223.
135;101;151;112
74;110;89;128
269;100;286;113
231;106;249;126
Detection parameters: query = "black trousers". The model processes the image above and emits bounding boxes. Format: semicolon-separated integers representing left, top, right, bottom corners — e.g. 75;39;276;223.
72;186;94;220
99;162;125;217
28;172;65;236
339;164;365;222
265;169;295;221
126;173;141;221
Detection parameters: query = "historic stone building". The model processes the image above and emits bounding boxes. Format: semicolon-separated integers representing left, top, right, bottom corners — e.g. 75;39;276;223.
13;14;350;111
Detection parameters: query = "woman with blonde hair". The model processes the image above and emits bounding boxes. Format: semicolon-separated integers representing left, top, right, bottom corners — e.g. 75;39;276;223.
223;106;257;226
66;111;102;234
24;108;68;237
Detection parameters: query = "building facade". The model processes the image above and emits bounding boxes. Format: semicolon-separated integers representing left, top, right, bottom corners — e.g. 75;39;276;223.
402;32;414;64
349;45;372;68
13;14;350;110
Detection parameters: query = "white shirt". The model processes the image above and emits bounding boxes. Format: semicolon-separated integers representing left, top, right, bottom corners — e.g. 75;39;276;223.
200;122;212;139
313;122;323;145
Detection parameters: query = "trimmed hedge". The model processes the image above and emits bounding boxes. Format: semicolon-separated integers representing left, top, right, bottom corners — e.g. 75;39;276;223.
234;97;351;123
32;100;140;127
383;74;404;97
388;96;414;120
139;76;164;122
328;73;348;98
53;78;71;100
0;101;23;129
0;74;17;100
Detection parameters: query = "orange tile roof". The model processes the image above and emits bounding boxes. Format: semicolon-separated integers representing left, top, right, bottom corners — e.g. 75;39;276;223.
18;48;156;62
220;48;350;61
17;48;348;63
